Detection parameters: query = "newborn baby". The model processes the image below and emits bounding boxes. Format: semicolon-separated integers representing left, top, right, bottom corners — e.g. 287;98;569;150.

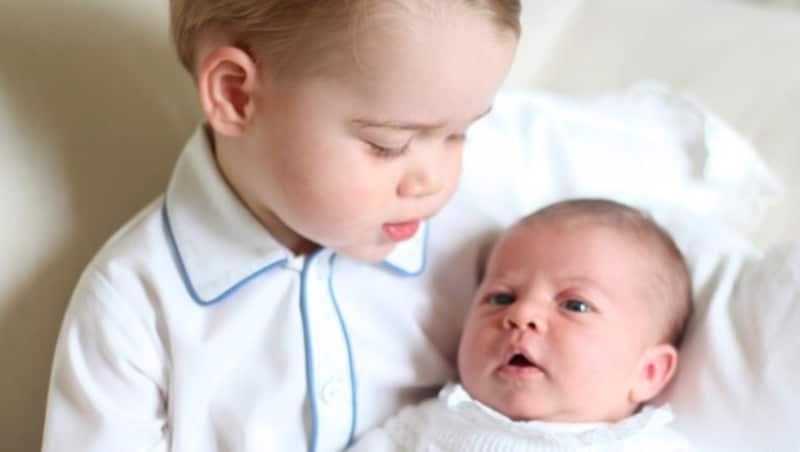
349;198;694;451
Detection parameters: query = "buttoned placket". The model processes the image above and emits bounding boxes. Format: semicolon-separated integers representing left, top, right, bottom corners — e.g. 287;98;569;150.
299;249;358;452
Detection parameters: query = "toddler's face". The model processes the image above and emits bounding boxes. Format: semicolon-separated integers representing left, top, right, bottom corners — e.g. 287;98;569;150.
235;8;517;261
458;220;661;422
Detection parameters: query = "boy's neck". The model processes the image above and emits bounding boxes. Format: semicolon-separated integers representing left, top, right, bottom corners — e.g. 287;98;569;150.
210;129;319;257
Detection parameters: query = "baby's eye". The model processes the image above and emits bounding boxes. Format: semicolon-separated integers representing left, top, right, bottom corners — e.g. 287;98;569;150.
560;299;592;313
487;293;515;306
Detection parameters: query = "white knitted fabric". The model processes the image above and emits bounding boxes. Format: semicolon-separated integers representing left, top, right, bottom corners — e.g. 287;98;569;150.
349;383;693;452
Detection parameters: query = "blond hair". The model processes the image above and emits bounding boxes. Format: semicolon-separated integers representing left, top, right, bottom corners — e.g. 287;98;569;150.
170;0;521;78
518;199;693;347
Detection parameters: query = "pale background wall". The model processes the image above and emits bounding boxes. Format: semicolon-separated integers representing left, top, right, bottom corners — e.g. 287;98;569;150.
737;0;800;7
0;2;198;449
506;0;800;251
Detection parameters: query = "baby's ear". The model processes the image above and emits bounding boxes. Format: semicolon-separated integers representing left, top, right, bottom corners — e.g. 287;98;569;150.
197;46;259;136
628;344;678;404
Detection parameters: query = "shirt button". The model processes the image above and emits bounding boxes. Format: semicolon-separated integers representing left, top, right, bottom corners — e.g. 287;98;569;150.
321;377;345;406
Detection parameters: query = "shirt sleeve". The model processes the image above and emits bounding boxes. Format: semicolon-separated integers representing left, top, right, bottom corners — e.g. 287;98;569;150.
42;268;168;452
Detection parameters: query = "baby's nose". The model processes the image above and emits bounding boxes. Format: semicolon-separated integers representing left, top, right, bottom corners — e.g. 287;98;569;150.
503;301;547;333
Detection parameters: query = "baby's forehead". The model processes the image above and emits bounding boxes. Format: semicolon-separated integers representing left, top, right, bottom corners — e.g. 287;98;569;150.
490;222;649;283
491;219;666;297
501;215;643;253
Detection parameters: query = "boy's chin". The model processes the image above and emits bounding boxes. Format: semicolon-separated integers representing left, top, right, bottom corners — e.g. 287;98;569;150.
334;242;396;263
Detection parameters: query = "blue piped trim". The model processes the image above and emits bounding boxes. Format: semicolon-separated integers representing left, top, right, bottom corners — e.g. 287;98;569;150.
162;203;287;306
328;254;358;446
381;222;430;277
300;250;322;452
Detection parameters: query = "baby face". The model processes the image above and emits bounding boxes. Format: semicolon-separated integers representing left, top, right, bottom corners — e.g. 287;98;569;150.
457;220;662;422
231;6;517;261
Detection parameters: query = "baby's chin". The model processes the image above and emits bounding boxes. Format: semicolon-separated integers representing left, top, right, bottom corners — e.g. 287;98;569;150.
499;404;637;424
473;387;638;424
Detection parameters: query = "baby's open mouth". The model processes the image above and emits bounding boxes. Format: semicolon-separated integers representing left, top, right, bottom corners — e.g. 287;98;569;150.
508;353;536;367
499;350;544;379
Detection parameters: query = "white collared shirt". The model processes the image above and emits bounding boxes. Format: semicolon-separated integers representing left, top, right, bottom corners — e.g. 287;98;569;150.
42;126;493;452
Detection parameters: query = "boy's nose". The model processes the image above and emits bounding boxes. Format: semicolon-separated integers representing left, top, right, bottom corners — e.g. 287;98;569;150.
503;301;548;334
397;164;442;198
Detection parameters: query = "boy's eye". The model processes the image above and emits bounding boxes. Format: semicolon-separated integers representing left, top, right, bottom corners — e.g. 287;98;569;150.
447;133;467;143
487;293;515;306
560;299;592;313
368;142;407;158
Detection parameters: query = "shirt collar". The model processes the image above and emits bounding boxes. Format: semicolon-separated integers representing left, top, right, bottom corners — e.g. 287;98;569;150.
163;125;428;305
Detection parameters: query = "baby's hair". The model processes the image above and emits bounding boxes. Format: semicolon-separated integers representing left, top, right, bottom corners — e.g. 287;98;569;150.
518;198;693;348
170;0;521;78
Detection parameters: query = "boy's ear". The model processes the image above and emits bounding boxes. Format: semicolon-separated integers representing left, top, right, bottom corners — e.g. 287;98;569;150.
197;46;260;137
628;344;678;404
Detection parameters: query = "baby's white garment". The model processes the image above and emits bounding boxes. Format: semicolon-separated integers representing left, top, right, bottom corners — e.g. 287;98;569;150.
349;383;693;452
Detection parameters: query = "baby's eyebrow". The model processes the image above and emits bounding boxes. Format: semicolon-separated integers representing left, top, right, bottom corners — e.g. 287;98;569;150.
352;106;493;131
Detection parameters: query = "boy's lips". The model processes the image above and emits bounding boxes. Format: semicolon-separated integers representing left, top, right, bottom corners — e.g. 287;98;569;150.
383;220;420;241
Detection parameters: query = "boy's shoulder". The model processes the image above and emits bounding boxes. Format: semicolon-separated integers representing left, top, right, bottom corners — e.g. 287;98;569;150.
62;196;176;345
70;195;170;295
75;125;224;308
87;196;170;279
